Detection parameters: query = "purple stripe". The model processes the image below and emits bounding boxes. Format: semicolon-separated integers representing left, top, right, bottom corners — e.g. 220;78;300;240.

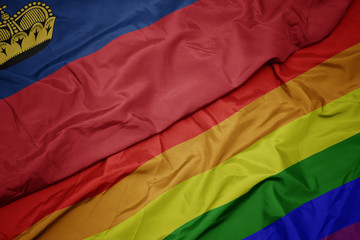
322;221;360;240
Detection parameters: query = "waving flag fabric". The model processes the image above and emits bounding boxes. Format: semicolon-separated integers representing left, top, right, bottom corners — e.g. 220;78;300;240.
0;0;360;239
0;0;352;206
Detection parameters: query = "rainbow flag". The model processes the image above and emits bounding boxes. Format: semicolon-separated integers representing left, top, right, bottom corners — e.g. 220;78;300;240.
0;0;359;239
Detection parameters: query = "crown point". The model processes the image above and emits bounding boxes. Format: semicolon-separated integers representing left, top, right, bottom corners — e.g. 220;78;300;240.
28;3;32;6
49;13;53;16
14;15;17;18
48;9;52;12
33;2;37;5
14;30;19;33
38;2;42;5
45;6;49;9
42;3;46;6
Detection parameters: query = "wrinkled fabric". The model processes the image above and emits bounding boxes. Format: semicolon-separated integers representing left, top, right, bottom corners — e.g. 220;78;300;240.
0;0;352;207
9;42;360;240
1;1;360;238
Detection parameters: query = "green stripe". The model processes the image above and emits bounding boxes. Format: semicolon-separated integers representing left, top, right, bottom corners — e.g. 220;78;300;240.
165;132;360;240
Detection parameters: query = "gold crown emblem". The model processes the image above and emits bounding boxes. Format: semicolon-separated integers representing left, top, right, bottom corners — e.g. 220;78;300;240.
0;2;56;69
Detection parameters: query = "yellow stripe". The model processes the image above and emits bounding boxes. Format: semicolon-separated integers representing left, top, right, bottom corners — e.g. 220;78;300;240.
17;43;360;240
88;89;360;240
